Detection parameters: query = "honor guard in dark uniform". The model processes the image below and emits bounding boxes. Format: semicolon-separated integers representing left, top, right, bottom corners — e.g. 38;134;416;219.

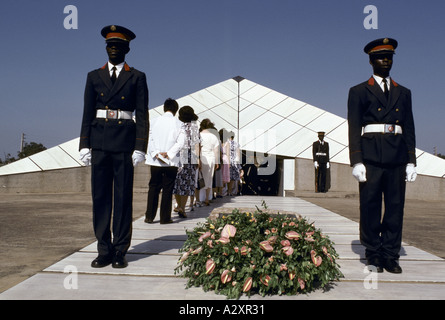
312;131;330;192
79;25;149;268
348;38;417;273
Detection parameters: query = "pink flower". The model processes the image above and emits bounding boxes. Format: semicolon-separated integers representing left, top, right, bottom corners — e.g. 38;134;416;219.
198;231;211;243
322;246;328;255
179;251;189;263
221;224;237;238
311;250;322;267
282;246;294;256
240;246;249;256
259;240;273;252
289;271;296;280
243;277;253;292
285;231;300;240
216;237;230;244
260;274;271;286
280;263;288;271
280;239;291;247
205;259;216;274
234;246;239;253
206;240;213;248
297;277;305;290
192;246;203;255
267;235;278;245
221;270;232;284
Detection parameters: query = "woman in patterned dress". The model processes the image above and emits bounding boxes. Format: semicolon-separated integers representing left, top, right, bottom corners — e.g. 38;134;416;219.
173;106;200;217
225;132;241;195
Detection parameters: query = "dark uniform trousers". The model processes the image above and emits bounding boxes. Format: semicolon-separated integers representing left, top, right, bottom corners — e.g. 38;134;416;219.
80;63;149;257
359;163;406;259
348;77;416;260
92;150;134;256
145;166;178;223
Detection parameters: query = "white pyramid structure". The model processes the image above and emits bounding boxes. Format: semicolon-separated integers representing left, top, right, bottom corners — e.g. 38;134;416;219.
1;77;444;178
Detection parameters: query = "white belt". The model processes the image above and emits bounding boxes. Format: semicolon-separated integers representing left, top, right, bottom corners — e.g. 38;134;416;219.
363;124;402;135
316;152;327;156
96;109;133;120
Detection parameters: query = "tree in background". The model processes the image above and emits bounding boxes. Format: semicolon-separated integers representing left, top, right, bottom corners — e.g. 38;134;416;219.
0;142;46;166
17;142;46;159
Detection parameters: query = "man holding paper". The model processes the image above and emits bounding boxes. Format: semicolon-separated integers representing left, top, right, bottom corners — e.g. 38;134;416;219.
144;98;185;224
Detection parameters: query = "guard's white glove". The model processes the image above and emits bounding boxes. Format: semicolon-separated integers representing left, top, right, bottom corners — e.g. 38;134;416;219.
314;161;319;169
352;163;367;182
79;148;91;166
406;163;417;182
326;162;330;169
132;150;145;166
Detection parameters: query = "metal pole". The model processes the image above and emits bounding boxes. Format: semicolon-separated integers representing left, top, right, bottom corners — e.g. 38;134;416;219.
232;76;244;145
20;133;25;153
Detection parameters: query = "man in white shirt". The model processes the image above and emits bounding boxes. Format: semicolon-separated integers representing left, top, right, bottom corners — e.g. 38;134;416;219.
144;98;185;224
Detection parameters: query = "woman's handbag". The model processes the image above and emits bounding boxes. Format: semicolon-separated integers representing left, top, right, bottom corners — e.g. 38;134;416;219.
197;170;205;190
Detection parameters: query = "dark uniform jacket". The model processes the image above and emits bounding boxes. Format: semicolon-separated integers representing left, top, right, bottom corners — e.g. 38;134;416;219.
312;141;330;164
79;63;149;153
348;77;416;167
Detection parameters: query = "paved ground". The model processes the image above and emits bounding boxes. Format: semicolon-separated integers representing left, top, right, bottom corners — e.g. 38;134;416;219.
0;190;444;298
296;191;445;259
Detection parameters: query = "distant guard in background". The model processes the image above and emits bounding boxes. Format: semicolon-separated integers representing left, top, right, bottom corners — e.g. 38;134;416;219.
312;131;330;193
79;25;149;269
348;38;416;274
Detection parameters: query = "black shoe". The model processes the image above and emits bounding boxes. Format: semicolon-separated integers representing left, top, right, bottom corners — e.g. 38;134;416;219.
160;219;174;224
144;218;154;224
383;258;402;274
112;251;128;268
366;257;383;273
91;254;112;268
177;210;187;218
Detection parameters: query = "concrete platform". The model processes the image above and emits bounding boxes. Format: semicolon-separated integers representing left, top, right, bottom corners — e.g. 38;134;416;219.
1;196;444;300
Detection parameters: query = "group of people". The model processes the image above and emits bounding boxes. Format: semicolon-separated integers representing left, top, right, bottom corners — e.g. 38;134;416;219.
144;98;242;225
79;24;417;275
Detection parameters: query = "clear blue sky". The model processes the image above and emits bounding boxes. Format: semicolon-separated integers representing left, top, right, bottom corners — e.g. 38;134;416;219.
1;0;444;159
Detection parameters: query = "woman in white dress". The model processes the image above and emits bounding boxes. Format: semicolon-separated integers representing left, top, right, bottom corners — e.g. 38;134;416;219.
199;119;220;205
